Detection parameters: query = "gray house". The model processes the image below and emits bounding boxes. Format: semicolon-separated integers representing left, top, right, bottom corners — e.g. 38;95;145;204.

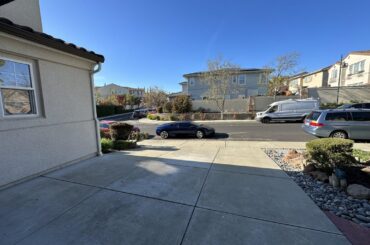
182;68;272;100
0;0;104;187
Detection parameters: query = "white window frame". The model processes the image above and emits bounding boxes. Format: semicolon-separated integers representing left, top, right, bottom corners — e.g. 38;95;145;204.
0;56;39;119
238;74;246;85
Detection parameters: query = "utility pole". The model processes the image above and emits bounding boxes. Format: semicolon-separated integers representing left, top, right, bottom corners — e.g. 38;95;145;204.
336;55;343;105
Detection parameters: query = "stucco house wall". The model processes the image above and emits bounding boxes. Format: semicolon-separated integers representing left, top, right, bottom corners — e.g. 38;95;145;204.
0;32;99;187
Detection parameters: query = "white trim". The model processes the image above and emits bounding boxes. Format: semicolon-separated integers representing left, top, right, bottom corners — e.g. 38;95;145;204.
0;55;40;118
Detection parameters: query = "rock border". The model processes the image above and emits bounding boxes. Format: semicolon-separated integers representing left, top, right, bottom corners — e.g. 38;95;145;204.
264;148;370;228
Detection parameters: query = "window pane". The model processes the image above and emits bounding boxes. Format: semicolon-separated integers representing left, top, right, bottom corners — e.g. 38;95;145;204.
14;62;30;76
0;59;14;73
0;73;17;86
1;89;36;115
352;112;370;121
0;59;32;88
325;112;348;121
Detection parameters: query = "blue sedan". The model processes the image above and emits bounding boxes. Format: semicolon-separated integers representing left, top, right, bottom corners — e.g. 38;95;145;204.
156;122;215;139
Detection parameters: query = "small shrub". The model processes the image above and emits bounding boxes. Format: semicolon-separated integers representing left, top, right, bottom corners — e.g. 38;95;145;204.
101;138;113;153
305;138;356;169
129;131;149;141
147;114;160;120
164;101;173;113
112;140;137;150
169;114;178;121
172;95;192;113
157;106;163;113
110;122;134;140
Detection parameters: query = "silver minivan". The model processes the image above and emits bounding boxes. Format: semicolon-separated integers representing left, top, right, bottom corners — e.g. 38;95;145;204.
256;98;319;123
302;109;370;140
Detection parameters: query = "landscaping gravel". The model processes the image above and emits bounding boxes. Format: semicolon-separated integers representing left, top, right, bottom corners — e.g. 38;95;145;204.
264;148;370;228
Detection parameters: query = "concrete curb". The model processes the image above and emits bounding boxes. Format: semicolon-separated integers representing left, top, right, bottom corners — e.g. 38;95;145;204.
98;111;133;120
136;118;258;125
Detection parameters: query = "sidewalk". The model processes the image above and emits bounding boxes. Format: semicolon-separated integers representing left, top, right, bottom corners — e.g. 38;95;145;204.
0;140;348;244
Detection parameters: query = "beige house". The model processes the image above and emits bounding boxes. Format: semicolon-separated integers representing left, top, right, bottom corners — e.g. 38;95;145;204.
328;51;370;87
0;0;104;187
95;83;144;99
301;67;330;88
288;72;308;94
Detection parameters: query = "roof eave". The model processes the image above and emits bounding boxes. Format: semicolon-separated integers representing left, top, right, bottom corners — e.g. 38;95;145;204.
0;19;104;63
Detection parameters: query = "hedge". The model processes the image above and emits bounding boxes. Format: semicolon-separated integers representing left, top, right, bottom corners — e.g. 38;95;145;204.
110;122;134;140
96;105;133;117
305;138;356;169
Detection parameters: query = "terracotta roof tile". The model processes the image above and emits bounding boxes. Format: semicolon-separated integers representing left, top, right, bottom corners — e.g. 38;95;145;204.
0;17;104;62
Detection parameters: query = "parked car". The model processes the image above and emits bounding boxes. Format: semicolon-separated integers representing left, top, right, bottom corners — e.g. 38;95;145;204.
99;120;114;138
256;98;319;123
132;108;157;119
156;122;215;139
302;109;370;140
337;103;370;109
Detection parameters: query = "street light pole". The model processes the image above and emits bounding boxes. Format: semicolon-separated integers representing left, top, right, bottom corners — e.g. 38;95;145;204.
336;55;343;105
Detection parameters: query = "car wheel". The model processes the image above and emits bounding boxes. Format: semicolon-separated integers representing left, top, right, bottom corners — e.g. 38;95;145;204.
160;131;169;139
196;130;204;139
330;131;348;139
261;117;271;123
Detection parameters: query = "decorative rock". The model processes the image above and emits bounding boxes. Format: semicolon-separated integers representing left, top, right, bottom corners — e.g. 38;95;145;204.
330;174;339;188
347;184;370;200
360;166;370;175
340;179;347;189
309;171;329;182
355;214;370;223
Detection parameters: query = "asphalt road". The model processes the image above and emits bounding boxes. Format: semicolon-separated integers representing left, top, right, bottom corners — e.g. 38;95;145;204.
127;121;315;142
99;112;315;141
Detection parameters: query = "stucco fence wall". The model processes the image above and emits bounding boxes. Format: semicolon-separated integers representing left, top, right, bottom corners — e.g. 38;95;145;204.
308;86;370;104
192;99;251;113
0;33;99;188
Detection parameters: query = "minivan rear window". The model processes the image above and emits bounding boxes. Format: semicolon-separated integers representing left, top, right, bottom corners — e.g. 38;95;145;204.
306;111;321;121
325;112;349;121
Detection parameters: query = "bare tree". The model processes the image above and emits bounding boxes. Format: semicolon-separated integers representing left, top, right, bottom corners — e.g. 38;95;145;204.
200;58;240;120
266;52;300;98
143;87;167;109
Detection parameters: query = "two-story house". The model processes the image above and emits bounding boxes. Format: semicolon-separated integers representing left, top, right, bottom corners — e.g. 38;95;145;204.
182;68;272;100
95;83;144;99
328;51;370;87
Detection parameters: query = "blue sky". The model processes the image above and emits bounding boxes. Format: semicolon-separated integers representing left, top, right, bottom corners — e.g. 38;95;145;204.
40;0;370;92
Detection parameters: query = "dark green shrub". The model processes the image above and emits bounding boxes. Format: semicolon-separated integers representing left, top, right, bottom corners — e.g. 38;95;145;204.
112;140;137;150
110;122;134;140
172;95;192;113
164;101;173;113
169;114;178;121
101;138;113;153
306;138;356;169
96;105;133;117
157;106;163;113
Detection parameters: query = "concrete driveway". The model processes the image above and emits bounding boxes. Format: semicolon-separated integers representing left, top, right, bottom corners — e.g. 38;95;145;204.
0;140;348;244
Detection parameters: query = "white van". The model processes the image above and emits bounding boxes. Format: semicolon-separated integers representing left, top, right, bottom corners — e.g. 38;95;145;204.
256;98;319;123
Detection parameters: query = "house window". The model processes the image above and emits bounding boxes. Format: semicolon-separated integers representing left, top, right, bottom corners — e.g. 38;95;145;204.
189;78;195;86
0;58;37;117
238;74;246;85
349;60;366;75
232;76;237;84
